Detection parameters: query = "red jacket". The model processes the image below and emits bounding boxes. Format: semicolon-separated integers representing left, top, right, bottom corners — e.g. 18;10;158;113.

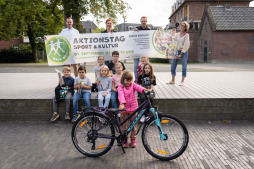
118;83;145;112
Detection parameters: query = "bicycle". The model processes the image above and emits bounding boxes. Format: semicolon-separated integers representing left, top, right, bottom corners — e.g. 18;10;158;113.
71;90;189;161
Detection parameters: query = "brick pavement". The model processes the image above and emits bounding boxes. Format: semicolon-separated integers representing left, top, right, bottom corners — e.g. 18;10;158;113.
1;121;254;169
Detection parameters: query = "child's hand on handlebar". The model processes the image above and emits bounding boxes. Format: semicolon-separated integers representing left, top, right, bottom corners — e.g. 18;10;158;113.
119;104;125;110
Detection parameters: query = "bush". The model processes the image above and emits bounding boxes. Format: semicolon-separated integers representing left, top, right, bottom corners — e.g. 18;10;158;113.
0;48;34;63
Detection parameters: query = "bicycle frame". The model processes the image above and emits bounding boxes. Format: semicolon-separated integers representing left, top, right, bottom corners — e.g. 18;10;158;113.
120;96;167;140
89;92;167;141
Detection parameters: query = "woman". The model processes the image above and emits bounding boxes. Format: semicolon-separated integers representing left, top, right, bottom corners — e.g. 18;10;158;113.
101;18;117;66
169;21;190;86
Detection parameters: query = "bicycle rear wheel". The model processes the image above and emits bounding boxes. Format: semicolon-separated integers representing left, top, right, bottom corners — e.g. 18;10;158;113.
72;112;115;157
142;114;188;160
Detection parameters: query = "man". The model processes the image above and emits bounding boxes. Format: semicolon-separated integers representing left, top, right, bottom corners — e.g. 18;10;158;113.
59;17;79;77
133;16;150;79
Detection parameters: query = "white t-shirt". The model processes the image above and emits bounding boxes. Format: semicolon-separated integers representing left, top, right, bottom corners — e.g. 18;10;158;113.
59;28;79;42
74;76;92;93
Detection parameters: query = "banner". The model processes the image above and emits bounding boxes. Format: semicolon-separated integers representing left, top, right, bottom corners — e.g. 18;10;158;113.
45;29;177;65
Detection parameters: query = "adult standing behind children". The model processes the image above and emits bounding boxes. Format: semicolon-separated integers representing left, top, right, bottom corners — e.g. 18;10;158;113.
101;18;117;66
133;16;150;79
108;51;126;76
169;21;190;86
59;17;79;77
51;66;74;122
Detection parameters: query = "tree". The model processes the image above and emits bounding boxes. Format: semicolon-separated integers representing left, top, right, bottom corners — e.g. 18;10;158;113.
0;0;63;62
61;0;130;30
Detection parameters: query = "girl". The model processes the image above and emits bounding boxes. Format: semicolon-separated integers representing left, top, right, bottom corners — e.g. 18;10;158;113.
118;70;146;148
94;56;105;81
135;56;149;82
137;63;156;105
111;62;123;109
97;65;112;108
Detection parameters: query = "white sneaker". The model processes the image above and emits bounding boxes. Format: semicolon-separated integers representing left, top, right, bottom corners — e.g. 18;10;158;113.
179;82;184;86
140;115;146;122
169;81;175;84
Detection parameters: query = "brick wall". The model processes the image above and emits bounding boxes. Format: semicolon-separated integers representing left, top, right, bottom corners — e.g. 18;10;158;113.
0;38;23;50
199;15;254;63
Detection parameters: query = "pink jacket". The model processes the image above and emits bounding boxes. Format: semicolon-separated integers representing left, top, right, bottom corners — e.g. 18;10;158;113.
118;83;146;112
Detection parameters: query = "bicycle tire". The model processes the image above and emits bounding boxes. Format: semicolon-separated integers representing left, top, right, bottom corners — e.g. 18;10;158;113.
72;112;115;157
142;114;189;161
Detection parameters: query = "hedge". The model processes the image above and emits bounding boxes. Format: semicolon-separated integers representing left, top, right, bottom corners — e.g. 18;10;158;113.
0;48;34;63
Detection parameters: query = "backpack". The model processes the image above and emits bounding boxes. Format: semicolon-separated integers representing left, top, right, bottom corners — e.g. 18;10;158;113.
55;84;68;101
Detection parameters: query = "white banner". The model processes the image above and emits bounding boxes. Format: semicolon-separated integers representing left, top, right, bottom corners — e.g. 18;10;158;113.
45;30;177;65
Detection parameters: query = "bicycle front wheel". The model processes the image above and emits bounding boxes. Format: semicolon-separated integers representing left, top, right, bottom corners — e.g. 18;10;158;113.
142;114;188;161
72;112;115;157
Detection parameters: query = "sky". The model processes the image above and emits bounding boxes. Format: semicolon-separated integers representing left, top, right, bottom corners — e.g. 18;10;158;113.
83;0;254;28
83;0;174;28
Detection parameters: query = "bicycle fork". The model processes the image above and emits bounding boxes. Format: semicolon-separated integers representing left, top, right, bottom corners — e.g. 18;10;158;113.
150;108;168;140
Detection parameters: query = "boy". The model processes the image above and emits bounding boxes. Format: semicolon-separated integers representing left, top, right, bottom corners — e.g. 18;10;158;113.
108;51;126;76
72;66;92;122
51;66;74;122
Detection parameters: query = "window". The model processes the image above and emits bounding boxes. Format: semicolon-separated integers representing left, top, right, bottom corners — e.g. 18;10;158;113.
12;44;19;49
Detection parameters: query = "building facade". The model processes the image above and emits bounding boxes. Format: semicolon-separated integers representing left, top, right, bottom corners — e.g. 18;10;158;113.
168;0;252;62
199;5;254;62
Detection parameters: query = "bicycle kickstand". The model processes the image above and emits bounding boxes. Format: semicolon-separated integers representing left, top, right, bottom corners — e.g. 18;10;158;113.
120;144;126;154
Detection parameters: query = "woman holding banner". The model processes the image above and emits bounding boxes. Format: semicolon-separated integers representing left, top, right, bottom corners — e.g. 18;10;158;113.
169;21;190;86
101;18;117;66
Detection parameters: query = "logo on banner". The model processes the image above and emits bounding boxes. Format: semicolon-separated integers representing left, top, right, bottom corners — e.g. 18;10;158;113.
152;30;177;58
46;36;71;64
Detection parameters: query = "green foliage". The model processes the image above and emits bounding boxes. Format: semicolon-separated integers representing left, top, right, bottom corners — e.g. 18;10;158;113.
0;0;64;62
61;0;130;29
0;48;34;63
92;27;106;33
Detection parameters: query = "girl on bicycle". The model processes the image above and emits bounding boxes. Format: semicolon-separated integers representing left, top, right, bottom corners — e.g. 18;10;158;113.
118;70;146;148
97;65;112;108
111;62;123;109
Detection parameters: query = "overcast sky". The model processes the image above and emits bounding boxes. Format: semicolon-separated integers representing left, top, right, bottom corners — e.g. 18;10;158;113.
83;0;254;28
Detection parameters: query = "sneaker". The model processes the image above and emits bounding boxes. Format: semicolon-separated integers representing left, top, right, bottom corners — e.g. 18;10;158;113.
168;81;175;84
179;82;184;86
72;114;80;122
50;113;59;122
65;113;71;120
131;139;136;148
140;115;146;123
123;141;129;148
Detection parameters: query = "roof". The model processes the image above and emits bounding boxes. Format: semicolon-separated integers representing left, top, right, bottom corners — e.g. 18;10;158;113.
209;6;254;30
80;20;97;32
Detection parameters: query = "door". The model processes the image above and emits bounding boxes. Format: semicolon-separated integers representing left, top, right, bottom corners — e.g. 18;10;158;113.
204;41;207;62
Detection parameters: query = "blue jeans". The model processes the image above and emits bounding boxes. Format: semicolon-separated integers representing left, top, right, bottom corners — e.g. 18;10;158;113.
134;58;140;80
110;91;118;108
171;51;188;77
73;92;91;115
98;91;111;108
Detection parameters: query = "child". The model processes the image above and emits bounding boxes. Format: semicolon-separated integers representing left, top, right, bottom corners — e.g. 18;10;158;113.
51;66;74;122
118;70;146;148
136;56;149;82
137;63;156;104
72;66;92;122
97;65;112;108
111;62;123;109
108;51;126;76
94;56;105;81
